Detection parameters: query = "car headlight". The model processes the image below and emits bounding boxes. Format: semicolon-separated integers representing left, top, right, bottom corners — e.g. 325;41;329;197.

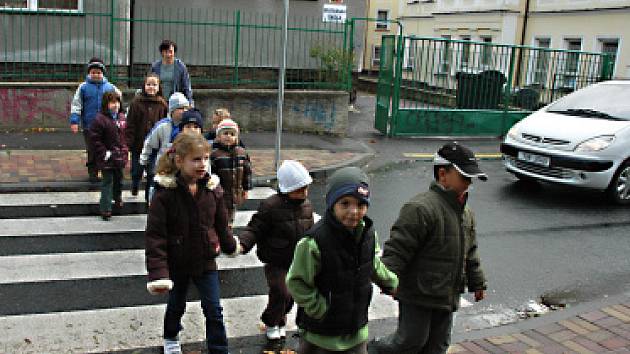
507;125;519;140
574;135;615;152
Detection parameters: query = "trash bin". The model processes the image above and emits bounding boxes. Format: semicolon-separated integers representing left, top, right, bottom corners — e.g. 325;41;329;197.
456;70;506;109
512;87;540;110
455;71;478;109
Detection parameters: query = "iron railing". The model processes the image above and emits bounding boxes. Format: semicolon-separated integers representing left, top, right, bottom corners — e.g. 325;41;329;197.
0;1;354;90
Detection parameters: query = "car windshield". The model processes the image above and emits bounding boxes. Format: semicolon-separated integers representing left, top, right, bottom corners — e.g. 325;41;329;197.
547;83;630;120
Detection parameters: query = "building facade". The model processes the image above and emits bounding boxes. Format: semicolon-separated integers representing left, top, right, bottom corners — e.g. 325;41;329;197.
388;0;628;79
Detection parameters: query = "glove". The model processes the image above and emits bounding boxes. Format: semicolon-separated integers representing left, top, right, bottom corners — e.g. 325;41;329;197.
104;151;112;161
147;279;173;295
227;241;242;258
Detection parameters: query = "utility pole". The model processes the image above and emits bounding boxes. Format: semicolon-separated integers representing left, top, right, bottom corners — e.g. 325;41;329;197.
275;0;289;172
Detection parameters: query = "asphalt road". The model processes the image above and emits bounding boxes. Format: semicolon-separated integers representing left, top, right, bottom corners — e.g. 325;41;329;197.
307;159;630;336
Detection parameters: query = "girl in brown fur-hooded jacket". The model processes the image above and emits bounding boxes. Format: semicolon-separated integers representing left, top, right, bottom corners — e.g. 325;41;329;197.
144;132;241;354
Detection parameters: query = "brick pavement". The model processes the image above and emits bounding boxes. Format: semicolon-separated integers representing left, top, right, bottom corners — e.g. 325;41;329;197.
0;149;360;183
450;302;630;353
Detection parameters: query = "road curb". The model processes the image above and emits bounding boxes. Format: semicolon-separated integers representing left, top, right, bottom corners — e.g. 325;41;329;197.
452;291;630;343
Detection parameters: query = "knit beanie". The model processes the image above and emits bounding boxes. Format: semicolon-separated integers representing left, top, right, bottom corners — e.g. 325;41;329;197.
277;160;312;193
325;167;370;210
168;92;190;113
178;108;204;130
216;118;239;135
87;58;106;73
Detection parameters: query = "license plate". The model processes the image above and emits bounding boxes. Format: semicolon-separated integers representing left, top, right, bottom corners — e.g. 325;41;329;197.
517;151;550;167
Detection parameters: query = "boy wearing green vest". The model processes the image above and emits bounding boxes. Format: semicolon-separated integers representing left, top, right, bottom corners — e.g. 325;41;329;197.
286;167;398;354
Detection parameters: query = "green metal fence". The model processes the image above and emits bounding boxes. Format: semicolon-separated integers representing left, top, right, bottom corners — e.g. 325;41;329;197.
375;35;616;136
0;1;353;90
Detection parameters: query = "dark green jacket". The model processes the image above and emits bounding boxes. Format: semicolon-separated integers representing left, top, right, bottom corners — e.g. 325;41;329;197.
381;181;486;311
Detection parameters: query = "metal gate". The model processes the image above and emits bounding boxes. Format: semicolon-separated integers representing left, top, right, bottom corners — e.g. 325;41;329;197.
374;35;396;134
375;36;616;137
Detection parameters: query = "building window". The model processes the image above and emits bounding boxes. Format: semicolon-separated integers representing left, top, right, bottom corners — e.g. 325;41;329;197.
562;38;581;88
480;36;493;66
376;10;389;30
438;35;451;74
1;0;81;11
599;38;619;77
459;36;471;69
372;45;381;68
533;37;551;86
404;38;416;71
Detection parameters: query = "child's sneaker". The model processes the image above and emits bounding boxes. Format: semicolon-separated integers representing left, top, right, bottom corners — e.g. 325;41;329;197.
279;325;287;338
266;325;281;340
163;338;182;354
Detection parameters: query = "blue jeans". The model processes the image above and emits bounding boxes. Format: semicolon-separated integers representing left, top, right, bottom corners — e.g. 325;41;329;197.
130;152;144;191
163;271;228;354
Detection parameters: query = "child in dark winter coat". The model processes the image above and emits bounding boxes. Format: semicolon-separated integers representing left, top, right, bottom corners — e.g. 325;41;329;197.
210;119;252;225
70;57;121;183
239;160;315;341
286;167;398;354
145;133;241;354
88;91;128;220
125;73;168;198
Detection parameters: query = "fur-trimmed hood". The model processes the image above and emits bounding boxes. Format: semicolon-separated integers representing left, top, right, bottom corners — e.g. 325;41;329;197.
154;172;221;191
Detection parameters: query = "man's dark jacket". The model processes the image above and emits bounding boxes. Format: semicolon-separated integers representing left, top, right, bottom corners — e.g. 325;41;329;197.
382;181;486;312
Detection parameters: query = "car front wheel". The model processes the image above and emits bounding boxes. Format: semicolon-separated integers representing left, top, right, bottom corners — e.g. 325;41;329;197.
607;162;630;205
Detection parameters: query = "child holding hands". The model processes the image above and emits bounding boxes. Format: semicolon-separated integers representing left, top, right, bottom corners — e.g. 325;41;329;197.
144;133;241;354
239;160;315;341
286;167;398;354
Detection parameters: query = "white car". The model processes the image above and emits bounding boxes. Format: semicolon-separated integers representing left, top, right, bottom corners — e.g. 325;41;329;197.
501;80;630;204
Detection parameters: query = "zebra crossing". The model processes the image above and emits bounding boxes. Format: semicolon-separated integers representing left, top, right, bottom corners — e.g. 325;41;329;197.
0;188;399;353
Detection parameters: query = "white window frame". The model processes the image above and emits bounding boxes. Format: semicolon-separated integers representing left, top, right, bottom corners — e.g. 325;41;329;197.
530;37;551;87
459;35;471;70
480;36;493;67
1;0;83;13
561;37;582;89
403;38;416;71
376;10;390;30
437;35;452;75
372;45;382;68
597;36;620;77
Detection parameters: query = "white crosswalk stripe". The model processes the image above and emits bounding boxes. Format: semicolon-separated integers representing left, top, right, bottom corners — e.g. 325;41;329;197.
0;186;397;353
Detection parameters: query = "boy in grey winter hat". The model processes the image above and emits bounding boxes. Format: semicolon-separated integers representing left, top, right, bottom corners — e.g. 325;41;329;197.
286;166;398;353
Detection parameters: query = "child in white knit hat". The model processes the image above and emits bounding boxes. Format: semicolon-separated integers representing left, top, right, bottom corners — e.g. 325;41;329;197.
238;160;315;341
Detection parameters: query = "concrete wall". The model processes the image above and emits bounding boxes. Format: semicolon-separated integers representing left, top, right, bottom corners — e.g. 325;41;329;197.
0;84;348;135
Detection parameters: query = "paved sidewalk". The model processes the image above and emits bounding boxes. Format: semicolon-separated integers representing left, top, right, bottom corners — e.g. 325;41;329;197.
0;148;367;185
450;296;630;354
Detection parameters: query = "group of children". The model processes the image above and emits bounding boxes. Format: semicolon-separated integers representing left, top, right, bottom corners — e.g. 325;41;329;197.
71;58;396;354
71;57;250;221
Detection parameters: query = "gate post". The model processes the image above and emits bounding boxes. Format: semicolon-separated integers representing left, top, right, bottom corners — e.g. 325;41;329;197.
109;0;116;82
502;47;517;135
390;32;404;137
233;10;241;87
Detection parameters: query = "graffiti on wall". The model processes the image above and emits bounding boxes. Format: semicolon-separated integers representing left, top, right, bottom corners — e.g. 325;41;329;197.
0;88;70;126
249;96;338;132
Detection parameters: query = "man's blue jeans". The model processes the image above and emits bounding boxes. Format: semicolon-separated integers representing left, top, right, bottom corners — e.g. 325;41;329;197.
163;271;228;354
